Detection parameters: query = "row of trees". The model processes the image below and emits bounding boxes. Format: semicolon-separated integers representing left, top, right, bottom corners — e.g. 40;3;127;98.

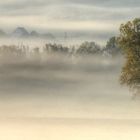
0;38;120;60
44;38;120;56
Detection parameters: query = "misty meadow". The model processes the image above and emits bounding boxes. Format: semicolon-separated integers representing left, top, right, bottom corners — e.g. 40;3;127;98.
0;0;140;140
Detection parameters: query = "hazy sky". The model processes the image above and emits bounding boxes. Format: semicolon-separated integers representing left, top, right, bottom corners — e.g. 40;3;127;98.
0;0;139;41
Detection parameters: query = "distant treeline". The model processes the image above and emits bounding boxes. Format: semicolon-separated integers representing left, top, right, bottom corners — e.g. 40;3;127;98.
0;37;121;61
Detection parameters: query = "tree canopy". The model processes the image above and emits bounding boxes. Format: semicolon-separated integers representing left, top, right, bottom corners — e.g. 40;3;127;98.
76;41;101;55
117;18;140;96
104;36;120;56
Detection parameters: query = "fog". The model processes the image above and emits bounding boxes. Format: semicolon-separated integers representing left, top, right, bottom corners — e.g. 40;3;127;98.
0;33;111;47
1;0;140;139
0;52;140;140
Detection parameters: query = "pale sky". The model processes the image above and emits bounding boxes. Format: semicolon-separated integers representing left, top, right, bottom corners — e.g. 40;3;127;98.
0;0;140;42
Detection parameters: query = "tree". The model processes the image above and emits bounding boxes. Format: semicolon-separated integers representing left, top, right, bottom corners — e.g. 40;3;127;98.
104;36;120;56
76;41;101;55
44;43;69;54
117;18;140;98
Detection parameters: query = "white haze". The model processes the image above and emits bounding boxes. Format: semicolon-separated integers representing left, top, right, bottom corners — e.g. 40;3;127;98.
0;0;140;139
0;55;140;140
0;37;106;48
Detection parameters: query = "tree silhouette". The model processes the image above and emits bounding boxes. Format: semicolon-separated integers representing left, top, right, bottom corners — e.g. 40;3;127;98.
76;41;101;55
104;37;120;56
117;18;140;98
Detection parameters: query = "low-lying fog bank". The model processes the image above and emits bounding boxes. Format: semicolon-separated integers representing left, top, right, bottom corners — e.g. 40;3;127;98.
0;46;140;140
0;37;100;48
0;53;138;119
